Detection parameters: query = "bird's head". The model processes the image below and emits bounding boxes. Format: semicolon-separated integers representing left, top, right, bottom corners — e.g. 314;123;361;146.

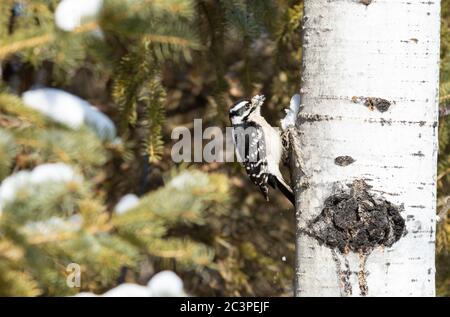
229;95;265;125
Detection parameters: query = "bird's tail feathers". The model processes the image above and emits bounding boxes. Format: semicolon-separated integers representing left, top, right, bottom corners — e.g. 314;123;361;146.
269;174;295;206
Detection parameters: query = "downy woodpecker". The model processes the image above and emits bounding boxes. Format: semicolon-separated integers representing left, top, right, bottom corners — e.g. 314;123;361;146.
229;95;294;205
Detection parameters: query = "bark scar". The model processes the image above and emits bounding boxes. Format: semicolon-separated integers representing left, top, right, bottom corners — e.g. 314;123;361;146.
352;96;393;113
335;156;356;166
305;179;406;254
300;179;407;296
359;0;373;5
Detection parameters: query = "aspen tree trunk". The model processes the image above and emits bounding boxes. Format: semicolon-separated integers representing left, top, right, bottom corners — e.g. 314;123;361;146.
294;0;440;296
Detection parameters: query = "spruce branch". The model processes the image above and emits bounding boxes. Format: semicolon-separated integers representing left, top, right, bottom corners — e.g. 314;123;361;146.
0;22;98;60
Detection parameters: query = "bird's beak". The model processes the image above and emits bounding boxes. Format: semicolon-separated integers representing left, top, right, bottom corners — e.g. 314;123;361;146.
249;101;259;111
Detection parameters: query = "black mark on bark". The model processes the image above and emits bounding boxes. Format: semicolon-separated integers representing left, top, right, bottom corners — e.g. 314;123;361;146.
381;165;403;169
401;38;419;44
331;250;352;296
380;118;392;126
409;205;426;209
365;98;391;112
412;151;425;157
335;156;356;166
352;96;392;113
359;0;373;5
298;113;427;126
358;251;369;296
297;113;340;124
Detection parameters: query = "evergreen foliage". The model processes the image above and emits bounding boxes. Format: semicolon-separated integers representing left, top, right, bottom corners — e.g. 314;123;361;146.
0;92;229;295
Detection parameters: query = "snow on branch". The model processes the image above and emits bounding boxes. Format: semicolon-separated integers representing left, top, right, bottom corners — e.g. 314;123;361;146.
0;163;82;213
55;0;103;32
114;194;140;215
22;88;116;141
76;270;186;297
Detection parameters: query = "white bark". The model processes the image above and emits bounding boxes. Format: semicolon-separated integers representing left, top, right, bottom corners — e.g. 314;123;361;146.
295;0;440;296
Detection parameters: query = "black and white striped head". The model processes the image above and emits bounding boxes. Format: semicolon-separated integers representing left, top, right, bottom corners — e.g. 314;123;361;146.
229;99;260;125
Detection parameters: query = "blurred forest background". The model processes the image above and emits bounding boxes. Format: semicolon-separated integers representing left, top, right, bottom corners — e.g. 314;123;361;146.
0;0;448;296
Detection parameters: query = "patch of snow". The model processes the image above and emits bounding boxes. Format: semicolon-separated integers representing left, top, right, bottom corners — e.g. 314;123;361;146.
74;292;98;297
147;270;186;297
169;171;209;190
30;163;82;184
0;163;82;213
24;215;83;236
102;283;150;297
80;270;186;297
55;0;103;32
22;88;116;141
0;171;29;206
280;94;301;131
114;194;139;215
22;88;84;129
